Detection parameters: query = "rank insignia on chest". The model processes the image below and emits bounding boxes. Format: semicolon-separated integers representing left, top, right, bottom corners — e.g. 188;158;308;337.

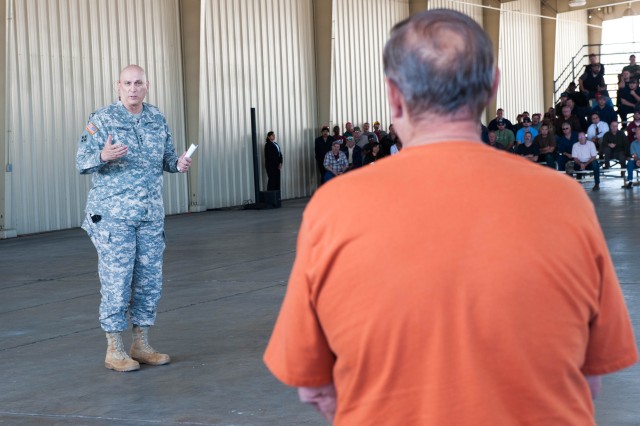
86;122;99;135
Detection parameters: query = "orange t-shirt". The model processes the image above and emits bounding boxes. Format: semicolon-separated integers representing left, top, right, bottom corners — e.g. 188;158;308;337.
264;141;638;425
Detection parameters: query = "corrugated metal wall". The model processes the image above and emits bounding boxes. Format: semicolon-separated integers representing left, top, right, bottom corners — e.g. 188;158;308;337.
6;0;188;235
330;0;409;132
554;10;588;97
199;0;317;206
497;0;545;122
427;0;483;25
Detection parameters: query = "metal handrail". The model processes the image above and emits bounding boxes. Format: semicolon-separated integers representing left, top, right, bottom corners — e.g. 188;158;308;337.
554;42;640;105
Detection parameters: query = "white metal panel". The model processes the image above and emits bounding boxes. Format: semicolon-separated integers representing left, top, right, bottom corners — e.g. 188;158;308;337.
6;0;187;235
200;0;317;206
427;0;483;25
496;0;545;123
330;0;409;133
554;10;588;98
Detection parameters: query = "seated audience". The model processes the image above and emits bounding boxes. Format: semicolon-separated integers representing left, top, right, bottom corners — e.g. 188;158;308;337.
626;110;640;144
380;124;399;156
485;130;503;150
566;82;590;109
315;126;334;185
353;126;367;149
533;124;556;169
343;121;354;138
570;132;600;191
556;122;579;171
623;54;640;79
531;113;542;131
390;139;403;155
373;121;387;142
625;127;640;189
584;53;605;77
555;105;580;135
555;92;568;117
617;78;640;123
601;120;628;169
323;140;348;183
516;132;539;162
361;122;379;145
341;136;363;172
363;142;382;165
579;63;606;102
332;125;345;144
586;112;609;148
516;116;538;143
591;95;617;126
495;119;515;150
488;108;515;133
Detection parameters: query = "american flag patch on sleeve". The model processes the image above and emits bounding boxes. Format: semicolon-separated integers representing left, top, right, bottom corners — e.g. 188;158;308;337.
86;122;98;135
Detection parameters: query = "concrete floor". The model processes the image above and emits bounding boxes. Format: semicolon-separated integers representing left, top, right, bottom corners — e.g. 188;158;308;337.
0;176;638;425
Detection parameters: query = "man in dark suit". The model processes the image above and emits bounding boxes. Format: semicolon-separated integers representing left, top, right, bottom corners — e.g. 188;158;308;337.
314;126;334;186
265;131;283;191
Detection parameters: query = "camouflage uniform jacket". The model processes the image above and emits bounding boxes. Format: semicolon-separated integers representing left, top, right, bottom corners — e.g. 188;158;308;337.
76;101;180;220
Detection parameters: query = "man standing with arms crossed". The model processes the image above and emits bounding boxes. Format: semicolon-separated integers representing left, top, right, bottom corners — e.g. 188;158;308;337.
264;10;637;425
76;65;192;372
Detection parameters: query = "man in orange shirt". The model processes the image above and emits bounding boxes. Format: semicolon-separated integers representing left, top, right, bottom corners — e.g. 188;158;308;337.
264;9;637;425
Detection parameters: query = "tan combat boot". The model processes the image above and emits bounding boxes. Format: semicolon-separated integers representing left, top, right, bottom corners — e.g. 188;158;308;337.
130;325;171;366
105;332;140;372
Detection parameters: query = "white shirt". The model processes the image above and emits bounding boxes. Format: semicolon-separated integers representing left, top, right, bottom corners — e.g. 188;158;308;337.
587;121;609;141
572;141;598;163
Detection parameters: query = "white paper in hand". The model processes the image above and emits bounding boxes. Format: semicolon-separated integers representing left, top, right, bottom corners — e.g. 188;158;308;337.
185;144;198;158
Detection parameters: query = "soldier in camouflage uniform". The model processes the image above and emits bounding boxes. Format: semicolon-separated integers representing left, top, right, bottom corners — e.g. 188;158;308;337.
76;64;192;372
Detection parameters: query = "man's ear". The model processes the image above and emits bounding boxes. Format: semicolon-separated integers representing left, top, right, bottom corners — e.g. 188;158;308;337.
386;78;404;121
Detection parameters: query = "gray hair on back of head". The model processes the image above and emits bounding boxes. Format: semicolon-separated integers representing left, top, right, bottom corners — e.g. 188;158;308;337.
383;9;495;121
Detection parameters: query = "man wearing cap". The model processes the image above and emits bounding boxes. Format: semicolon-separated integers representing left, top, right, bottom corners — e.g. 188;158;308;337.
341;136;363;172
315;126;334;186
488;108;514;133
515;116;538;144
353;126;367;149
555;92;569;118
322;140;348;183
495;118;515;150
373;121;387;142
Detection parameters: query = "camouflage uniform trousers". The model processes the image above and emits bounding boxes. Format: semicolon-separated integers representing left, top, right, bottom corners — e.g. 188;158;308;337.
83;215;165;332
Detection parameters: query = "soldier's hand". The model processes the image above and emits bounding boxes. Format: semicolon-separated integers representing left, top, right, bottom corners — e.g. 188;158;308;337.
100;134;128;162
177;152;192;173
